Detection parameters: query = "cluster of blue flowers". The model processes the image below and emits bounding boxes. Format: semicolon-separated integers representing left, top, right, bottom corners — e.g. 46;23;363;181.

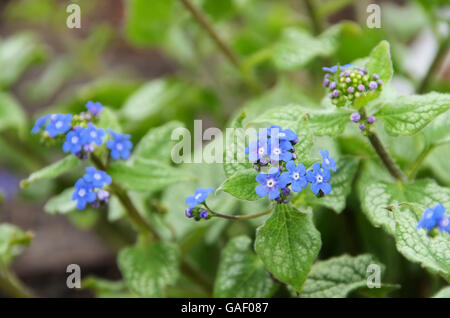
417;203;450;233
255;149;336;203
31;101;133;160
72;167;111;210
184;188;214;220
350;112;376;132
322;64;383;107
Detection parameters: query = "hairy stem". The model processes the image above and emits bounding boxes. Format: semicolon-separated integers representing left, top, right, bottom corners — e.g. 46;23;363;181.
417;38;449;94
304;0;323;35
178;0;261;92
204;203;274;220
0;266;34;298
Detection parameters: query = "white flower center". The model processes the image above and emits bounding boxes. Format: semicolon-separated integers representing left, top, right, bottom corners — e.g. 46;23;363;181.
266;179;275;188
293;172;300;180
116;143;123;151
325;158;330;165
55;121;63;129
90;131;97;138
426;211;433;219
258;147;265;155
316;175;323;183
71;136;79;144
195;193;202;200
273;148;281;155
441;218;449;226
279;132;286;137
78;189;86;197
94;173;101;180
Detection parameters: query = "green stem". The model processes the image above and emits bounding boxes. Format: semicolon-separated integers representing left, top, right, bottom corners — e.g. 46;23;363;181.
304;0;323;35
178;0;262;92
204;203;274;220
416;37;449;94
0;266;34;298
407;145;435;179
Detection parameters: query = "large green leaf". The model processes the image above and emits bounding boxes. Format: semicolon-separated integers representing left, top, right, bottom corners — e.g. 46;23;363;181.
433;286;450;298
255;204;321;292
131;121;184;163
108;158;195;192
214;236;277;298
377;92;450;136
361;179;450;235
21;155;79;188
293;157;359;213
0;32;47;88
301;254;395;298
82;276;132;298
394;207;450;281
124;0;174;46
44;188;76;215
220;169;260;201
0;224;32;266
0;92;26;134
118;242;180;297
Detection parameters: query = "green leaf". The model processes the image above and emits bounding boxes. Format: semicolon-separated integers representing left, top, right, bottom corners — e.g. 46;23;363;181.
44;188;76;215
118;242;180;297
301;254;395;298
220;169;260;201
214;236;278;298
293;157;359;213
21;155;79;188
0;32;47;88
361;179;450;235
0;92;26;134
124;0;174;46
377;92;450;136
131;121;184;163
255;204;321;292
0;223;32;265
108;158;195;192
308;109;353;136
82;276;132;298
97;108;122;132
394;207;450;281
433;286;450;298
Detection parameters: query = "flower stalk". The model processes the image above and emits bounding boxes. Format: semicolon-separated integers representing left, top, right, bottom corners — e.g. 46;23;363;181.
204;203;274;220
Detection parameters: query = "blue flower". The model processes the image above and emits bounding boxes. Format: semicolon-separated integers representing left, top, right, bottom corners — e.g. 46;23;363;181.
256;167;281;200
83;167;112;189
245;137;270;162
437;216;450;233
72;179;96;210
185;188;214;209
417;203;446;230
84;123;105;146
45;114;72;137
107;130;133;160
200;210;209;219
268;125;298;142
306;162;332;195
279;161;308;192
320;150;337;172
269;139;293;162
31;114;51;134
322;64;353;73
63;129;87;154
85;101;103;116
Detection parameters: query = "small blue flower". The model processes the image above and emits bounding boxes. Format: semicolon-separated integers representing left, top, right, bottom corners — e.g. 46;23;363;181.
245;136;270;162
279;161;308;193
107;130;133;160
320;150;337;172
85;101;103;116
256;167;281;200
269;139;293;162
417;203;446;230
185;188;214;209
306;162;332;195
268;125;298;142
200;210;209;219
97;189;110;202
185;208;194;218
63;129;87;154
84;123;105;146
437;216;450;233
83;167;112;189
72;179;96;210
322;64;353;73
45;114;73;137
31;114;51;134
